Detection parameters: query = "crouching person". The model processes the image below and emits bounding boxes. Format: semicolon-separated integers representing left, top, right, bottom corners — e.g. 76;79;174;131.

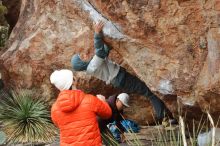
50;69;112;146
97;93;130;145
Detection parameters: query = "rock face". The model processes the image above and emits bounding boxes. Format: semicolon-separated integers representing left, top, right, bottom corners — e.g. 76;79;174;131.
1;0;220;124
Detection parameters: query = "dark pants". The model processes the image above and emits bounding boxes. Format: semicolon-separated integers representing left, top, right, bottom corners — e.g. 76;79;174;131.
112;67;171;120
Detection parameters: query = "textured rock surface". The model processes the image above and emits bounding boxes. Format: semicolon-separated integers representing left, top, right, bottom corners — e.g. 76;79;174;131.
1;0;220;124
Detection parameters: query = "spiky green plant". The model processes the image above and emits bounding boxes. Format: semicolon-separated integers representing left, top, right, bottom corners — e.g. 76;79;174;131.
0;90;57;144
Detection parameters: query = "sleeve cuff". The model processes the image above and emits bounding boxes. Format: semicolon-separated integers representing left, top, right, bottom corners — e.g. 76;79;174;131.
94;32;103;38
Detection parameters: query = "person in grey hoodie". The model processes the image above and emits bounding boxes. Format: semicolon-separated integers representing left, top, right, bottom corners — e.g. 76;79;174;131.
71;21;174;122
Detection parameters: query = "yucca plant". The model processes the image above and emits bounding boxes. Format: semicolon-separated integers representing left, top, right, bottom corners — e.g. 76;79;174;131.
0;90;57;144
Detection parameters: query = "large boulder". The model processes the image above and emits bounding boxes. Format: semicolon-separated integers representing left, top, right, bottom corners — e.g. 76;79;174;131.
1;0;220;124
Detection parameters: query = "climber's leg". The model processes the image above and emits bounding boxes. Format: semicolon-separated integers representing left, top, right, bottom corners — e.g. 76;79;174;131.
148;95;169;120
112;67;171;120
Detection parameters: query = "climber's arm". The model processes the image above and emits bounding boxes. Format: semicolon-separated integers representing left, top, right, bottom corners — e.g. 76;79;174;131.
94;21;110;59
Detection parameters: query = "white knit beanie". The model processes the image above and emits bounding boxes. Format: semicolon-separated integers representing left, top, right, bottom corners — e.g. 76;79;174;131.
50;69;73;91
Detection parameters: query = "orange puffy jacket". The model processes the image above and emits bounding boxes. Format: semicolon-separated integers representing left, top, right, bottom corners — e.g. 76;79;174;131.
51;90;112;146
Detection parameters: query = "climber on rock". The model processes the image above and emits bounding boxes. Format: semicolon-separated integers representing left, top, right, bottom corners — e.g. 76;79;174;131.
50;69;112;146
71;21;175;123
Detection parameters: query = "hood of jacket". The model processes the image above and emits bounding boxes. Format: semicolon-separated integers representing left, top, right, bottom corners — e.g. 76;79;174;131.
57;90;84;112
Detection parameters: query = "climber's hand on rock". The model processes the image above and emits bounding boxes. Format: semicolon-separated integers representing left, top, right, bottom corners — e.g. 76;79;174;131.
94;21;105;34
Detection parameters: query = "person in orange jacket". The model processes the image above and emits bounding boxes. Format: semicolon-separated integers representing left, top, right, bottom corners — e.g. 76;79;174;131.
50;69;112;146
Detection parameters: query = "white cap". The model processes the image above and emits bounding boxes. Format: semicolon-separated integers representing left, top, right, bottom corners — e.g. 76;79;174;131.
117;93;130;107
50;69;73;91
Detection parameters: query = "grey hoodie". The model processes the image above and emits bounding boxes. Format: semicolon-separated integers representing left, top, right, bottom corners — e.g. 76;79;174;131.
87;33;120;84
71;33;120;84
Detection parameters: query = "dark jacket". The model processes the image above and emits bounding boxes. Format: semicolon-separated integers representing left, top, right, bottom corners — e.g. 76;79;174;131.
98;95;125;133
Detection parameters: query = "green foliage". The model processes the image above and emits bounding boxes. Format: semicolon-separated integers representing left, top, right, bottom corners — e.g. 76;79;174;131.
0;4;7;15
0;4;7;26
0;26;8;47
0;3;8;48
0;90;57;144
